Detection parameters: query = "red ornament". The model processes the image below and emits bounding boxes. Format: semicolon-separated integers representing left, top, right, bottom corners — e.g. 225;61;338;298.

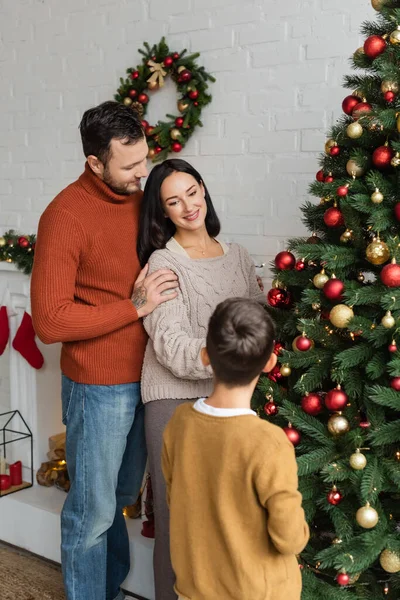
324;207;344;228
372;145;394;169
172;142;182;153
325;387;348;411
295;259;306;271
359;420;370;429
163;56;174;67
155;146;163;154
327;487;343;505
273;342;284;355
175;117;184;128
267;288;291;308
179;69;192;82
390;377;400;391
283;426;301;446
295;335;312;352
388;341;397;353
129;89;138;99
381;262;400;287
352;102;372;120
342;95;361;115
336;185;349;197
264;401;279;416
301;393;323;416
194;102;199;107
324;174;334;183
268;364;283;383
141;120;149;129
307;235;321;244
130;70;140;80
330;146;340;157
138;93;149;104
394;203;400;221
364;35;386;59
336;573;350;586
18;237;29;248
323;278;344;301
145;126;155;136
385;90;396;102
275;250;296;270
172;52;180;60
316;170;325;182
188;90;199;100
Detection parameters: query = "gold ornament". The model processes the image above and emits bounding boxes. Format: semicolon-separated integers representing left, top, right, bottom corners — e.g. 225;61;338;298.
332;538;342;545
356;503;379;529
147;80;159;91
312;302;321;310
146;60;167;88
325;139;337;154
170;128;182;140
397;116;400;134
391;151;400;167
313;269;329;289
353;47;365;59
381;310;395;329
147;148;156;159
366;237;390;265
381;80;399;94
390;26;400;46
379;549;400;573
349;449;367;470
131;101;144;116
123;97;133;107
328;413;350;436
348;573;361;584
346;159;365;177
6;258;13;263
0;237;6;247
330;304;354;328
280;364;291;377
177;99;189;112
177;65;186;74
372;0;388;9
371;188;384;204
346;122;363;139
340;229;353;243
353;89;364;99
272;278;284;289
357;272;365;282
395;450;400;461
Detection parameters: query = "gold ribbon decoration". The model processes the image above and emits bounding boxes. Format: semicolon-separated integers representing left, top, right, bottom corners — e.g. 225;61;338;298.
147;60;167;88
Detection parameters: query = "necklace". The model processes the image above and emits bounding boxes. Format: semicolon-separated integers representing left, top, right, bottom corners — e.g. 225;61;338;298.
175;236;216;256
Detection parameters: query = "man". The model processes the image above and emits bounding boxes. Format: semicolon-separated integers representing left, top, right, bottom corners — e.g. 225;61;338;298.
31;101;178;600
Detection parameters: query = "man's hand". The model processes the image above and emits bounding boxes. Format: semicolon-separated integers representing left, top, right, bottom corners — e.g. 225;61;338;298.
132;264;179;318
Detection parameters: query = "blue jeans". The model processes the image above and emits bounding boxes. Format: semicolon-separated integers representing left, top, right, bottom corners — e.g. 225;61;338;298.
61;375;147;600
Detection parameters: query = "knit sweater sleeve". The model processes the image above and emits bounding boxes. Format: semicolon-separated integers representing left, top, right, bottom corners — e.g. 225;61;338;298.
143;251;213;380
238;245;266;303
31;207;138;344
255;428;309;555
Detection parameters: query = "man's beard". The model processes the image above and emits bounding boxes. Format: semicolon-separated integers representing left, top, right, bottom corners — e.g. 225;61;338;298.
103;166;141;195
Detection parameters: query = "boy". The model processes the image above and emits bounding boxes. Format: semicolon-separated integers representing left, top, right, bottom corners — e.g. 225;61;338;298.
162;297;309;600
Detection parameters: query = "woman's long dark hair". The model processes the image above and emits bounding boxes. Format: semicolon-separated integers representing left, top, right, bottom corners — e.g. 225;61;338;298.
137;159;221;266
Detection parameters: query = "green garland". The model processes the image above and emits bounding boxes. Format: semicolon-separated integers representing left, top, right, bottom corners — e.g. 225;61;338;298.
0;230;36;275
114;37;215;162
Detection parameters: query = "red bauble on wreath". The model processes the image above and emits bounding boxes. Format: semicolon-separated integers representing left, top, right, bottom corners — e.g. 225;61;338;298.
324;207;344;228
342;95;360;115
325;174;334;183
275;251;296;270
267;288;291;308
381;261;400;287
325;387;348;411
336;185;349;197
336;573;350;586
295;335;313;352
115;37;215;161
301;393;323;416
352;102;372;120
323;278;344;301
372;145;394;169
283;425;301;446
385;90;396;102
316;170;325;182
390;377;400;391
363;35;386;59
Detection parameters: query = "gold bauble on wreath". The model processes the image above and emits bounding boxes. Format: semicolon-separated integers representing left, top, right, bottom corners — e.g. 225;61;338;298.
381;80;399;94
177;99;189;112
313;269;329;289
391;151;400;167
371;188;384;204
371;0;389;9
280;364;292;377
325;139;337;154
147;80;159;91
170;128;182;140
366;238;390;265
349;449;367;470
327;413;350;436
348;573;361;584
356;503;379;529
330;304;354;328
0;237;6;247
390;26;400;46
147;148;156;159
379;549;400;573
346;122;363;139
346;159;365;177
123;97;133;106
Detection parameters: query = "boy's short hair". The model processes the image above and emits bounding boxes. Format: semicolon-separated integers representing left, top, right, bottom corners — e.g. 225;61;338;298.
206;298;275;387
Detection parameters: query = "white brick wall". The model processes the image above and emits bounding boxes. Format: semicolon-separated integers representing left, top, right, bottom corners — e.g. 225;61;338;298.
0;0;368;282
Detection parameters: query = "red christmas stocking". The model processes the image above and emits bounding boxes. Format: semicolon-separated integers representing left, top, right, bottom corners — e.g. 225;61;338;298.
0;306;10;355
12;312;44;369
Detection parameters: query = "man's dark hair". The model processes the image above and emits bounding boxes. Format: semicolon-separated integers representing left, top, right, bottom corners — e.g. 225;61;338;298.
206;298;275;387
79;101;144;165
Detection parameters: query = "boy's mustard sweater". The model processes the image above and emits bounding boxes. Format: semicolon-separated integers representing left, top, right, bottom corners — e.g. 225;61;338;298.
162;404;309;600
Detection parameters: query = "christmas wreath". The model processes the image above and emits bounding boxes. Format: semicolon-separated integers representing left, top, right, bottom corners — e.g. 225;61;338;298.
0;230;36;275
114;37;215;162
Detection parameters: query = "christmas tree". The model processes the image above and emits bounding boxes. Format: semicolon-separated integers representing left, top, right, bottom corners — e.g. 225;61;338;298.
255;1;400;598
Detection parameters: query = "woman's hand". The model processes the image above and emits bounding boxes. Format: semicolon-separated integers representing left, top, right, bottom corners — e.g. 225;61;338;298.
132;264;179;318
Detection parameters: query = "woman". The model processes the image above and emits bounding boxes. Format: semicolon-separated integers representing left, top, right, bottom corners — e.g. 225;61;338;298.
137;159;265;600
